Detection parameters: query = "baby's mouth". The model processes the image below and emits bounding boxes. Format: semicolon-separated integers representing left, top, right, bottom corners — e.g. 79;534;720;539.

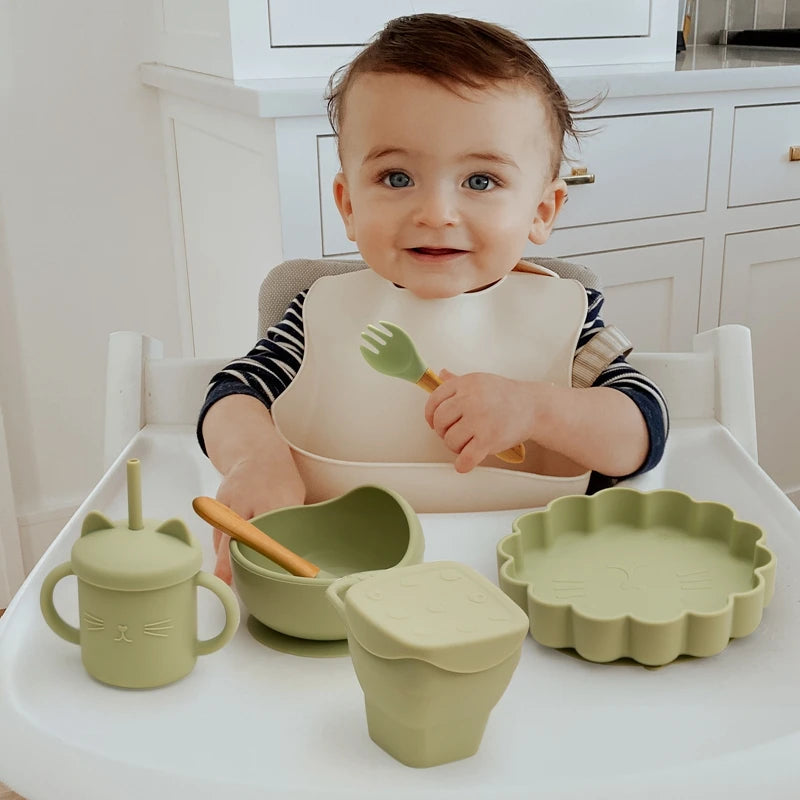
409;247;467;257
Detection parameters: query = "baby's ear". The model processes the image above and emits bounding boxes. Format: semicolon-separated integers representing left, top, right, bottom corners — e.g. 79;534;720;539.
332;172;357;242
529;178;568;245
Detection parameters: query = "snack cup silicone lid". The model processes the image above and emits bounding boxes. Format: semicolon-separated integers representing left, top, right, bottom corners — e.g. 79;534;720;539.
69;460;202;592
341;561;528;673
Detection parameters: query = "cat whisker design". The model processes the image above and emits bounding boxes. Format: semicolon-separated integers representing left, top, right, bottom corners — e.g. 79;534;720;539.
678;569;712;591
84;612;105;631
143;619;174;638
552;578;586;599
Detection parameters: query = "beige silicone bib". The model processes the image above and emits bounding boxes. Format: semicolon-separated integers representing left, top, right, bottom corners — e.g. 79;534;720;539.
271;268;590;512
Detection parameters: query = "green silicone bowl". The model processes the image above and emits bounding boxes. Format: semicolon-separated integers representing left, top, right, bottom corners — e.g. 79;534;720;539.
497;487;776;666
230;485;424;641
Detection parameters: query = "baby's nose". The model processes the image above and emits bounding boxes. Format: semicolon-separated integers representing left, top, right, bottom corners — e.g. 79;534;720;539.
413;186;459;227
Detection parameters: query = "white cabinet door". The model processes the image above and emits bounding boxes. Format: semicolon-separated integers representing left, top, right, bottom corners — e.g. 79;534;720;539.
268;0;651;46
561;239;703;353
720;225;800;502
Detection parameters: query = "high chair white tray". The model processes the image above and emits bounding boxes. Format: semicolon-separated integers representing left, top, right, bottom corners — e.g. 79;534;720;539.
1;326;799;800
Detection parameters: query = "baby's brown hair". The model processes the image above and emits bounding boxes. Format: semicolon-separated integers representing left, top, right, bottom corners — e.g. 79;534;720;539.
325;13;587;179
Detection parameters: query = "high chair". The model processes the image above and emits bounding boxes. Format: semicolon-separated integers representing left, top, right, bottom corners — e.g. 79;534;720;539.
1;260;799;800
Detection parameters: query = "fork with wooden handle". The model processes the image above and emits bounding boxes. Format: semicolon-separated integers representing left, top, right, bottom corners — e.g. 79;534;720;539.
359;321;526;464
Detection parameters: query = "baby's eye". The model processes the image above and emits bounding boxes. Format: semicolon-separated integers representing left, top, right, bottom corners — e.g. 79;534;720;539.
464;174;496;191
382;171;413;188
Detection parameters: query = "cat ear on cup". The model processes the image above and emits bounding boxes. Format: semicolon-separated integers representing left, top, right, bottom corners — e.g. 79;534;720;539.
155;518;196;546
80;511;115;537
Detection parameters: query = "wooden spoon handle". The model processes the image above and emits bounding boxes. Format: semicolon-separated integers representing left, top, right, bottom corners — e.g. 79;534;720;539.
192;496;320;578
415;368;527;464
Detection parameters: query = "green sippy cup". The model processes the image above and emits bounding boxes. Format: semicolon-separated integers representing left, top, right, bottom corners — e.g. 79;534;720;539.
40;459;239;688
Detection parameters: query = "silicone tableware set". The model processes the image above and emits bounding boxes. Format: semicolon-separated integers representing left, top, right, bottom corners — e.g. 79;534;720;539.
37;322;778;769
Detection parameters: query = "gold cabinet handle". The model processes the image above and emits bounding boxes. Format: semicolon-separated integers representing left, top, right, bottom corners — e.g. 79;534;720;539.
563;166;596;185
790;146;800;162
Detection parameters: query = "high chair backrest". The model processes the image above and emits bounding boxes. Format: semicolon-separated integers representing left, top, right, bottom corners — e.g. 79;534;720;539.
257;257;602;338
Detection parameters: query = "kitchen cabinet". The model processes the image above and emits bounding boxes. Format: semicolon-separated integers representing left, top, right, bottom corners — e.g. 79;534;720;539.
142;57;800;504
720;225;800;506
156;0;678;79
267;0;651;45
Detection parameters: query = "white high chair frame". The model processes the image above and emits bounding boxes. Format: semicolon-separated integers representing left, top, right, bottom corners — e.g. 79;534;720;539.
2;267;800;799
104;323;758;470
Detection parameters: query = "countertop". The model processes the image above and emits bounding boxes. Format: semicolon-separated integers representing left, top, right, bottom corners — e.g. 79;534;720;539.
140;45;800;119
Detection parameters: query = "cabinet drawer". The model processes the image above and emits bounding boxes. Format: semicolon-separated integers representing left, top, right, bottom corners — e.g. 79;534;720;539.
556;110;712;229
313;112;713;258
268;0;650;47
728;103;800;207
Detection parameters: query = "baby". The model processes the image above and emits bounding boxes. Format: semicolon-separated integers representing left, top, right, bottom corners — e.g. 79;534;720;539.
198;13;669;583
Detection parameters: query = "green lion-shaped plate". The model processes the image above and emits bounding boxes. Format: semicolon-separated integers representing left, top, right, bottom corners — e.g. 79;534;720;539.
496;488;776;666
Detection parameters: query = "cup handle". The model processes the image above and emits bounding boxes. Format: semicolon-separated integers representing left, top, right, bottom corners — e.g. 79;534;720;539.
195;571;240;656
40;562;80;645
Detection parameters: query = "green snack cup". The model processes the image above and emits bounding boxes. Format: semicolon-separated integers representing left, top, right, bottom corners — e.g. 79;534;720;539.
40;460;239;688
328;561;529;768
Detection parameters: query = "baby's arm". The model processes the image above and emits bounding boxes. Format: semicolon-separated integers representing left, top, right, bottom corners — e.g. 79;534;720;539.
201;396;305;583
425;370;650;475
197;291;309;583
425;287;668;477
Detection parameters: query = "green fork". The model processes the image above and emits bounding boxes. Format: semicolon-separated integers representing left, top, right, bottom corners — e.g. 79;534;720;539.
359;321;526;464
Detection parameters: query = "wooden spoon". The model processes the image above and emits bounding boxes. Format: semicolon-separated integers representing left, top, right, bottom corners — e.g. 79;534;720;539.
192;496;320;578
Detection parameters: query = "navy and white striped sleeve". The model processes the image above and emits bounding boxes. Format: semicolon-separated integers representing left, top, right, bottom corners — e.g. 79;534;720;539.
580;288;669;490
196;291;308;455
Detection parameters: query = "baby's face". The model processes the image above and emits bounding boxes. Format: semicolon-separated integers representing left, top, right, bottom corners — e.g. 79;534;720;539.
333;72;566;299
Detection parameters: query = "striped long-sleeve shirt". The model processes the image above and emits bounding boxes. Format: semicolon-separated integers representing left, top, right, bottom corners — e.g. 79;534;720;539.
197;287;669;491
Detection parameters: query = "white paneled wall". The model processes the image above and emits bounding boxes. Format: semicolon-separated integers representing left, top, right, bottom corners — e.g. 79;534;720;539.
0;1;181;574
0;408;24;608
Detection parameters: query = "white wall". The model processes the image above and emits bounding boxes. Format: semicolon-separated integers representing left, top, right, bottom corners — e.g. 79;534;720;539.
0;1;180;572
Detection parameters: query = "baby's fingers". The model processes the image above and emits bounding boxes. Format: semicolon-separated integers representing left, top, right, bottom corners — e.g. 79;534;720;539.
424;377;457;427
454;439;487;474
214;537;233;585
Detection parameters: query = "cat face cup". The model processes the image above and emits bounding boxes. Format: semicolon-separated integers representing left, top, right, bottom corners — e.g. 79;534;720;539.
39;460;240;689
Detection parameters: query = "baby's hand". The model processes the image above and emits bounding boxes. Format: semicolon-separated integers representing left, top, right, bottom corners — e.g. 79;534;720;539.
424;369;537;473
211;456;305;584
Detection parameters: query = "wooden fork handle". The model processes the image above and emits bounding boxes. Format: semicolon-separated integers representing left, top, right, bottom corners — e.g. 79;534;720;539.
415;369;527;465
